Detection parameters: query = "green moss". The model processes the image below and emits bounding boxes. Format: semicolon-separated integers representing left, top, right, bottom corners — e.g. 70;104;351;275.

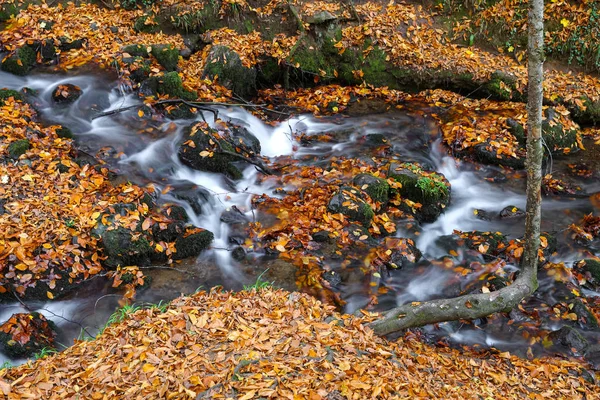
151;44;180;71
133;15;160;33
8;139;30;158
203;45;257;98
569;96;600;126
353;173;390;203
122;44;150;57
1;46;36;76
0;2;23;22
0;89;22;106
167;1;222;33
327;186;374;225
55;126;73;139
157;71;197;99
482;72;518;101
173;230;214;259
101;227;153;268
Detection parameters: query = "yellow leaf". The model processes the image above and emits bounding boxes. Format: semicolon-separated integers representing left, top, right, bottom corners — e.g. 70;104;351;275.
275;244;286;252
22;174;33;181
199;150;211;157
507;45;514;53
560;18;570;28
142;363;155;373
155;243;164;252
47;291;54;299
15;263;28;271
238;391;255;400
138;109;144;117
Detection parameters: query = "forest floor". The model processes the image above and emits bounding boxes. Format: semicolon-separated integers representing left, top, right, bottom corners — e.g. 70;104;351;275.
2;0;600;398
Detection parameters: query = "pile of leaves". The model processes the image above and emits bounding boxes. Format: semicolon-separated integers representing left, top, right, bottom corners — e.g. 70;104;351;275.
0;288;597;398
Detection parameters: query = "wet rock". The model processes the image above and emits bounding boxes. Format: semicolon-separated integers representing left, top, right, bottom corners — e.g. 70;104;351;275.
220;206;249;224
584;344;600;369
549;326;588;354
163;204;189;222
327;186;374;225
312;230;332;243
39;39;56;61
231;246;246;261
574;259;600;288
322;270;342;288
151;44;180;71
473;208;495;221
7;139;30;159
1;45;36;76
51;83;82;104
388;162;450;222
173;228;214;260
0;312;56;358
353;173;390;204
122;56;151;83
385;238;422;269
499;205;525;219
101;227;153;268
203;45;257;99
152;220;185;242
472;142;525;169
569;298;599;330
230;125;261;155
177;122;243;179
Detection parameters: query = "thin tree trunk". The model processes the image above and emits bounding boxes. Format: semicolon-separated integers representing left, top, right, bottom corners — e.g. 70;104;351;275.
369;0;544;335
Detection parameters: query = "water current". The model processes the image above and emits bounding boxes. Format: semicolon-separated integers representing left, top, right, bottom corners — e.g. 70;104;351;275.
1;70;599;365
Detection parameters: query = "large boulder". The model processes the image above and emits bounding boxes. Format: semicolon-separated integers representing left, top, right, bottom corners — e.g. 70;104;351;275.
51;83;82;105
388;162;450;222
203;45;257;99
0;46;36;76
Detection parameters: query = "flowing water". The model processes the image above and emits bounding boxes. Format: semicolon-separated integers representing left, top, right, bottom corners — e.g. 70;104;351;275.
1;70;600;365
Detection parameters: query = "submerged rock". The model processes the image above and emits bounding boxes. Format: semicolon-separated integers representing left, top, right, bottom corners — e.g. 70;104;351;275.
0;312;56;358
51;83;82;104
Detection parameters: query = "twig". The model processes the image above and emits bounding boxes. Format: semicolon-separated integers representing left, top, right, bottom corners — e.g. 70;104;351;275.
37;307;95;339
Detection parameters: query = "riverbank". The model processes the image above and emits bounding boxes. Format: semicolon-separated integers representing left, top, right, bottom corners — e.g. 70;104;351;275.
1;288;598;398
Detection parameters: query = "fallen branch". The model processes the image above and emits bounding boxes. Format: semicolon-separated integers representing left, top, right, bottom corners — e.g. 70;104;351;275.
367;266;538;335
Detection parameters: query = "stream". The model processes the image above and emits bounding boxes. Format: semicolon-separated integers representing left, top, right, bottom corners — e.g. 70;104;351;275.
2;69;600;366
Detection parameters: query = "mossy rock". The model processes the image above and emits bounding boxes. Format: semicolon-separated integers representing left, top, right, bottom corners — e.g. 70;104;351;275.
163;103;197;119
0;312;56;358
146;71;197;100
58;37;85;51
388;162;450;222
506;118;526;146
574;259;600;288
203;45;257;99
101;227;153;268
327;186;374;225
0;1;27;22
173;229;214;259
152;220;185;242
542;107;579;153
482;71;519;101
164;1;223;33
352;173;390;204
569;298;599;330
55;126;73;139
8;139;30;159
569;96;600;126
133;15;160;34
0;89;22;106
151;44;180;71
51;83;82;104
1;46;36;76
122;44;150;58
548;326;589;354
177;122;242;178
384;238;422;269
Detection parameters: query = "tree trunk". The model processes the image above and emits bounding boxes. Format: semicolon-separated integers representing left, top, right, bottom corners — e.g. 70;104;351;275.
369;0;544;335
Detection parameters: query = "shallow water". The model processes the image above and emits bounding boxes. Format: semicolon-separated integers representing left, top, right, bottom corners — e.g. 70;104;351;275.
1;70;600;365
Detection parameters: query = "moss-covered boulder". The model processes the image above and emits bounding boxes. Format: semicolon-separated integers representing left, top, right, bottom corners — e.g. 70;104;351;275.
133;14;160;34
140;72;197;100
203;45;257;99
51;83;82;104
0;1;25;22
152;220;185;242
101;227;153;268
55;126;73;139
173;227;214;260
353;173;390;204
162;0;223;33
542;107;579;153
548;326;589;354
0;313;56;358
122;44;151;58
327;186;374;225
388;162;450;222
177;122;245;179
1;46;36;76
122;56;151;83
0;89;23;106
8;139;30;159
151;44;179;71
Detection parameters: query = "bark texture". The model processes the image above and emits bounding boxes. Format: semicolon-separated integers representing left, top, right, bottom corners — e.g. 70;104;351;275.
369;0;545;335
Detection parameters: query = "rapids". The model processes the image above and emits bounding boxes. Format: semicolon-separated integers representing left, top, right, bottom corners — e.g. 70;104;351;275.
1;70;599;365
